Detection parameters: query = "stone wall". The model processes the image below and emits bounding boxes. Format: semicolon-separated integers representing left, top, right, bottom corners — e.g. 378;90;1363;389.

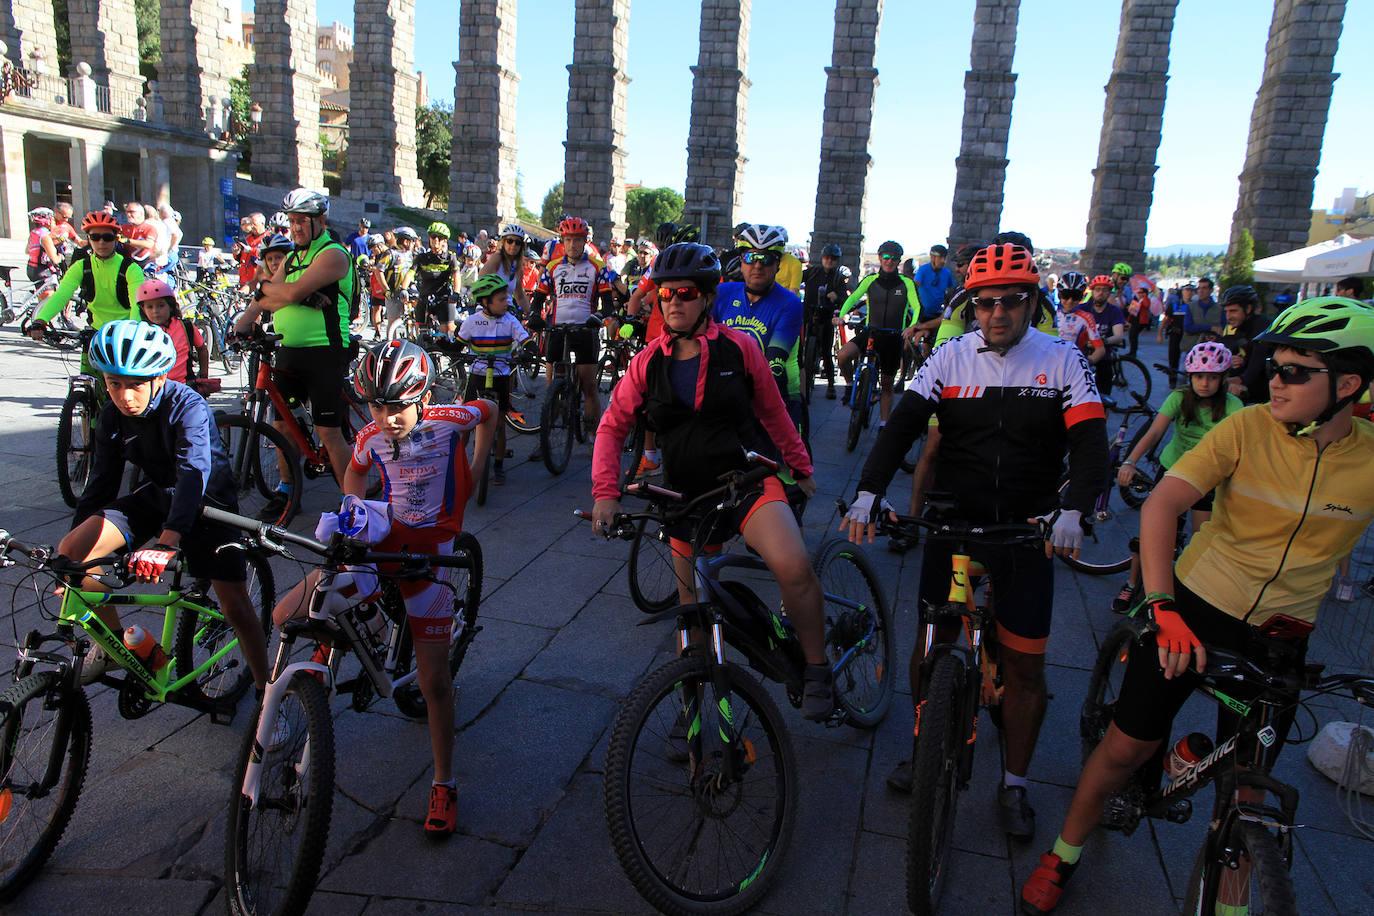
947;0;1020;249
159;0;238;134
1080;0;1178;274
344;0;423;207
449;0;520;235
1;0;58;73
562;0;630;242
810;0;883;273
1230;0;1346;257
251;0;323;190
66;0;143;102
684;0;751;250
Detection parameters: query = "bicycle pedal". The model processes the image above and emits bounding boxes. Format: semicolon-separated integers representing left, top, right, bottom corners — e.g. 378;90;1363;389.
1164;798;1192;824
334;675;365;695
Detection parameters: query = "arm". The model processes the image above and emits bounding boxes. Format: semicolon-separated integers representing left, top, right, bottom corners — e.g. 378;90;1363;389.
762;301;803;401
838;275;870;319
626;282;649;318
162;393;217;536
1059;349;1110;514
1117;412;1174;485
467;400;498;480
256;247;348;311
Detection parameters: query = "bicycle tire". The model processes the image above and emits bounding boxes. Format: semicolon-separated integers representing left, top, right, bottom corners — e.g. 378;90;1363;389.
224;673;334;916
215;413;302;526
0;672;91;903
1055;478;1132;576
55;389;95;508
173;550;276;706
604;655;798;916
540;380;574;475
906;653;967;916
813;538;895;728
393;532;484;719
1113;354;1152;403
845;366;868;452
627;518;679;613
506;366;543;435
1080;621;1134;765
1183;820;1298;916
1117;422;1163;510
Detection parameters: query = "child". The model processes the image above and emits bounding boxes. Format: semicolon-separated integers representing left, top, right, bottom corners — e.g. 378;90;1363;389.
135;278;211;392
1111;341;1242;611
195;237;220;285
457;274;530;485
273;339;497;836
257;233;294;283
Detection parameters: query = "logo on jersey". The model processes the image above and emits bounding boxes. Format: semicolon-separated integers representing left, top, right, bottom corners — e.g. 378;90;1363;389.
1036;373;1048;386
558;279;590;298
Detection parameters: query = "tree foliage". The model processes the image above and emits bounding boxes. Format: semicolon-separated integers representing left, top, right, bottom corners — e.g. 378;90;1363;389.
415;101;453;208
540;181;564;230
228;65;252;172
625;186;685;240
515;173;539;226
1220;229;1256;290
134;0;160;83
52;0;71;75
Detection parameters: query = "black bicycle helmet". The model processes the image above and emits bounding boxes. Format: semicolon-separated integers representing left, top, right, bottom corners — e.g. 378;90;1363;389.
821;243;842;259
1059;271;1090;296
993;229;1034;253
670;224;701;245
651;243;721;291
952;241;986;267
655;222;680;250
1220;285;1258;308
877;240;904;259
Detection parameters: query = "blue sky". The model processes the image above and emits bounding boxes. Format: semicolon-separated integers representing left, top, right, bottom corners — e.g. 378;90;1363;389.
294;0;1371;250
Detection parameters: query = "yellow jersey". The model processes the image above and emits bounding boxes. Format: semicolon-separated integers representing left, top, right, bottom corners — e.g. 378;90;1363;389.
776;253;803;294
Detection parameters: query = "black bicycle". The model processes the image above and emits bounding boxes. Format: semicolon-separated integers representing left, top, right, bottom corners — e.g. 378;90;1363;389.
49;327;100;508
539;317;603;475
1104;345;1152;403
846;322;897;453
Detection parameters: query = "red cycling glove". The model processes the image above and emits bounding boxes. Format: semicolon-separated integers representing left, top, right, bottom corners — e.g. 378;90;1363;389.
128;545;178;582
1145;594;1202;663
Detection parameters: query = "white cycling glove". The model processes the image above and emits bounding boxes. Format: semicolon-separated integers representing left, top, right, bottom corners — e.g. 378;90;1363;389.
1035;509;1084;553
845;491;894;528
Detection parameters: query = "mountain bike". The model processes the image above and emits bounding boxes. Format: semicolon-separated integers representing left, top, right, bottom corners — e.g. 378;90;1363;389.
846;323;893;453
587;456;894;915
1081;612;1374;916
202;507;481;916
0;527;273;901
46;326;100;508
1104;345;1152;403
538;318;603;475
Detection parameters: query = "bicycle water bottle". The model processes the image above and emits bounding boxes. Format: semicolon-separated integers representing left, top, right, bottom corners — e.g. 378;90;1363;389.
123;625;169;672
1164;732;1213;779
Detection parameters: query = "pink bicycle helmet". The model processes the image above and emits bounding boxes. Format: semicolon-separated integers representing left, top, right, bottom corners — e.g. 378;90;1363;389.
136;278;176;305
1184;340;1233;374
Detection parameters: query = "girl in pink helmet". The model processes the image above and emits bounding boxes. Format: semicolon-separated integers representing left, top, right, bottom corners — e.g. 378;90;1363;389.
135;278;213;392
1109;341;1244;611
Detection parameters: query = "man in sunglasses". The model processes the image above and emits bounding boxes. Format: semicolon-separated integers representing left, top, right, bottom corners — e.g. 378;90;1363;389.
30;210;143;348
842;243;1108;841
836;239;920;425
1077;275;1127;396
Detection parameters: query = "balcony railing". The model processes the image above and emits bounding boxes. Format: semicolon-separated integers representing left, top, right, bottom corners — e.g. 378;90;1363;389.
3;66;149;120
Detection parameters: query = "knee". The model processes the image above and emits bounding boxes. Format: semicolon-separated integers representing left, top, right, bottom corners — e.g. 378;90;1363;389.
776;557;819;596
1000;651;1046;691
420;666;452;701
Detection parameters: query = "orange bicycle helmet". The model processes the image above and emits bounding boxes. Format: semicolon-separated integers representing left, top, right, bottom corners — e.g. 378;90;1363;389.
558;216;590;237
1089;274;1114;289
81;210;119;232
964;244;1039;291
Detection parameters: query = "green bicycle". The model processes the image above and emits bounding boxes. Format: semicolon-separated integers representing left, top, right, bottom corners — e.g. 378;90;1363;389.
0;528;273;902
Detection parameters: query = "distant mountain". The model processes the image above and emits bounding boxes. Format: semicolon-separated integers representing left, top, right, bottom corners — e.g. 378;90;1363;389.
1145;244;1226;257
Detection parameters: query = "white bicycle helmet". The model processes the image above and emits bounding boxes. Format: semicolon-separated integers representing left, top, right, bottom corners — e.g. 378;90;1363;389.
735;223;789;252
281;188;329;216
499;223;526;240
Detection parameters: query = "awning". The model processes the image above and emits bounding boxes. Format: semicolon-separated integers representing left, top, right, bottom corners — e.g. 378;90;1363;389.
1252;235;1358;283
1302;236;1374;279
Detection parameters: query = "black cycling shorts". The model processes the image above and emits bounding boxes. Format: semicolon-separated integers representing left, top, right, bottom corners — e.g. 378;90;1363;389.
918;538;1054;654
464;372;511;412
853;328;903;377
547;325;599;366
272;345;350;427
415;288;456;326
100;483;247;582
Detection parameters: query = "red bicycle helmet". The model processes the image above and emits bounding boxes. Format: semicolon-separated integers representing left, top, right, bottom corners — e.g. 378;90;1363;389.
352;340;435;406
1089;274;1115;289
963;244;1039;291
81;211;119;232
558;216;590;237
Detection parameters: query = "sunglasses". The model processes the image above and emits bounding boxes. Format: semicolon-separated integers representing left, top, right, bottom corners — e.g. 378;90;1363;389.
656;285;703;303
880;254;899;261
1265;358;1331;385
88;233;117;242
971;291;1033;311
741;251;780;266
1059;290;1083;300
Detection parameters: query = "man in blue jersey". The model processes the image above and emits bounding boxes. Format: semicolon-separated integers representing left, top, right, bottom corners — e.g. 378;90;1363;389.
914;244;955;324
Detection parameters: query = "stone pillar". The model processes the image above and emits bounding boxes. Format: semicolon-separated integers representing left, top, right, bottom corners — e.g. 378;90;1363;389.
251;0;323;190
448;0;519;234
0;0;58;71
160;0;238;134
66;0;144;103
1080;0;1178;274
561;0;631;242
0;123;28;239
344;0;423;207
947;0;1020;249
67;139;88;216
150;152;171;208
83;139;106;214
810;0;883;273
1230;0;1346;257
684;0;751;250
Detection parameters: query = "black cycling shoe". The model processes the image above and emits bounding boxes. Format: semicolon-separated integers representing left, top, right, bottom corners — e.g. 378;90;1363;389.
886;759;913;793
1110;582;1137;614
997;784;1036;841
801;664;835;722
256;492;290;522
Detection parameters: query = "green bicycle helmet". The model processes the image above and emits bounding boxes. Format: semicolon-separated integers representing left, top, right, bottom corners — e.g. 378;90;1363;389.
1255;296;1374;434
469;273;509;302
1112;262;1132;276
427;221;451;240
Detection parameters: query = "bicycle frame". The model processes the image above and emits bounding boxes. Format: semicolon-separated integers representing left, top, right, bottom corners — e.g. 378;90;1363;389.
245;353;331;468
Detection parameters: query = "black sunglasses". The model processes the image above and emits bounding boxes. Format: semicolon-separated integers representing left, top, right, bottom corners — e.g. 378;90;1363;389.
971;291;1033;311
741;250;780;266
1265;358;1331;386
88;233;117;242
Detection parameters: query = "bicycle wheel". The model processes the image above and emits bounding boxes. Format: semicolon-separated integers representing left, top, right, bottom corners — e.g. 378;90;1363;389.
173;550;276;706
393;532;484;719
906;653;967;916
55;389;95;508
540;380;574;475
627;519;680;613
216;413;301;526
1113;354;1152;403
1080;622;1134;764
0;672;91;902
801;336;818;405
814;539;895;728
846;366;869;452
224;673;334;916
1183;820;1298;916
506;366;544;434
1117;422;1163;510
604;655;798;916
1055;478;1132;576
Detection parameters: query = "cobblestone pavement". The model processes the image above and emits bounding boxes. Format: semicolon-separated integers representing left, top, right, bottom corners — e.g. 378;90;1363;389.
0;329;1371;915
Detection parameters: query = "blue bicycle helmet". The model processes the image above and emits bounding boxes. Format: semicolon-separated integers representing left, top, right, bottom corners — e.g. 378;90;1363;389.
88;320;176;378
261;233;294;255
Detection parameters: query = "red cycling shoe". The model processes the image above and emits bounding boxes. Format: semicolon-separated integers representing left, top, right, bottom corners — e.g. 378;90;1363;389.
425;783;457;837
1021;850;1077;915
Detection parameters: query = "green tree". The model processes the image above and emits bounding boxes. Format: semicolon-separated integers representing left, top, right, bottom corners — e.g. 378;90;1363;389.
625;186;685;239
515;172;539;226
415;101;453;208
1220;228;1256;289
52;0;71;74
134;0;160;83
540;181;564;229
228;65;253;173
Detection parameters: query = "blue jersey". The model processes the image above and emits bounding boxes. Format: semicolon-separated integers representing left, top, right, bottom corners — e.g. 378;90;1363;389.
914;264;955;321
712;281;803;398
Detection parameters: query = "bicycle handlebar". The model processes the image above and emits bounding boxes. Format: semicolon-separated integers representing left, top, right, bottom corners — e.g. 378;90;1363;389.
834;499;1047;546
0;528;171;588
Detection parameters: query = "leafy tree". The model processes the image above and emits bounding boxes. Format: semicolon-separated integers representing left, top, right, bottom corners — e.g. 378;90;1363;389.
625;186;685;239
52;0;71;74
540;181;564;230
515;172;539;226
1220;228;1256;290
134;0;160;83
228;65;253;172
415;101;453;208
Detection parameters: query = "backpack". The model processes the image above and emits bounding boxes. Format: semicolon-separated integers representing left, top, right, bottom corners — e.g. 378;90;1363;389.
76;250;135;311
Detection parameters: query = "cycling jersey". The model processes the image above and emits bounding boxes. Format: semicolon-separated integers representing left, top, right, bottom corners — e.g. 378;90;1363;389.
840;271;917;331
277;231;357;349
712;281;803;400
1076;302;1125;340
413;249;459;296
457;311;529;377
1056;309;1104;356
35;252;143;328
1156;389;1243;468
801;264;850;321
914;263;955;321
26;227;55;270
1166;406;1374;625
534;253;614;326
777;252;803;294
349;402;493;538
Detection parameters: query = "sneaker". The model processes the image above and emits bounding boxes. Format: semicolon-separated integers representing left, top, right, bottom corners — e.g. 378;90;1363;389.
801;664;835;722
424;783;458;836
79;645;110;685
635;455;661;478
493;463;506;486
1111;581;1137;614
256;491;290;523
1334;577;1356;603
997;783;1036;841
266;707;293;753
886;759;913;794
1020;851;1077;915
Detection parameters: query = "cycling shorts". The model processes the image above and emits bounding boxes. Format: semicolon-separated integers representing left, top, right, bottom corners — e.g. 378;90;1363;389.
918;538;1053;655
1112;579;1307;747
272;345;350;427
372;524;459;645
100;482;247;582
464;373;510;413
415;288;456;326
853;328;902;377
547;324;599;366
666;476;787;555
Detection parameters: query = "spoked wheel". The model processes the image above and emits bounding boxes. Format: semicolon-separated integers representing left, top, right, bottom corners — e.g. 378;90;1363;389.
906;653;967;916
0;673;91;903
215;413;302;526
845;366;870;452
1055;478;1132;576
627;519;680;614
173;550;276;707
1078;620;1153;831
55;389;96;509
506;366;545;435
604;656;798;916
801;336;818;405
1113;354;1152;404
539;381;575;475
393;533;483;719
224;674;334;916
1117;423;1164;510
814;539;895;728
1184;821;1298;916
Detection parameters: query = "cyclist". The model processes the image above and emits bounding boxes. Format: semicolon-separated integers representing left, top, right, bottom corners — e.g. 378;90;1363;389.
274;338;497;836
458;274;530;485
1022;296;1374;915
801;242;851;399
836;240;920;426
841;243;1108;839
134;278;211;392
234;188;358;509
58;320;269;691
30;210;143;350
481;223;532;315
914;243;955;326
25;206;62;287
527;215;615;448
1054;272;1106;365
413;222;461;337
1108;262;1133;310
1161;281;1195;374
1077;275;1127;396
1217;284;1267;397
365;234;392;336
589;242;834;719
